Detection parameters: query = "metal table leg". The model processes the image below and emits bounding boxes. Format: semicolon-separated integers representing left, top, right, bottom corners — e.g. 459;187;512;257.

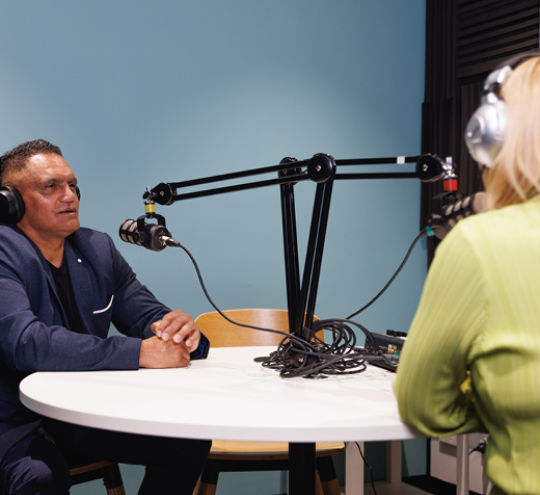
289;442;316;495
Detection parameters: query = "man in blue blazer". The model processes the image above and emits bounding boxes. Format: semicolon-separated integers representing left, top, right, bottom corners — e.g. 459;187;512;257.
0;139;211;494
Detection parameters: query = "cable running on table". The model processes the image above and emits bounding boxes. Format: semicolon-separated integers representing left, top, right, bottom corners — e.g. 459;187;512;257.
173;234;423;378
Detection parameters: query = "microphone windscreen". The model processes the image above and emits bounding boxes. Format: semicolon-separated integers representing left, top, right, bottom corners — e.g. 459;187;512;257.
119;219;139;244
118;216;171;251
430;191;488;240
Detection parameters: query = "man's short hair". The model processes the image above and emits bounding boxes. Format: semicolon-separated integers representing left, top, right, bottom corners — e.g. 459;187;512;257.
0;139;63;185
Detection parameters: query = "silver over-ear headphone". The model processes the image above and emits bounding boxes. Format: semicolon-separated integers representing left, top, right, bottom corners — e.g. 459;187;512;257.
465;51;540;168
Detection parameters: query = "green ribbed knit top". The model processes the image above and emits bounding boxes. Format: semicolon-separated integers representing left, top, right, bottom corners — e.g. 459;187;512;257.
393;196;540;495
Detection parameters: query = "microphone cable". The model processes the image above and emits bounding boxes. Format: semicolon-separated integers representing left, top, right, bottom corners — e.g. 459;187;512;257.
346;229;428;320
168;241;388;378
175;241;294;340
346;189;487;321
354;442;379;495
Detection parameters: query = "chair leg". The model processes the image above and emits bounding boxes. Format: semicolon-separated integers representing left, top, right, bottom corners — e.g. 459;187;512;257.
316;472;324;495
194;456;341;495
105;486;126;495
198;481;218;495
102;463;126;495
198;460;219;495
192;475;201;495
316;456;341;495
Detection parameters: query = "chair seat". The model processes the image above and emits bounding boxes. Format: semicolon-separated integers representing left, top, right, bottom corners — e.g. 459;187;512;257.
209;441;345;461
194;309;344;495
200;442;344;495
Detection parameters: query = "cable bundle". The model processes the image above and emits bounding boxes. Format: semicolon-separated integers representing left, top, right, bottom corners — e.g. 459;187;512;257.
255;318;385;378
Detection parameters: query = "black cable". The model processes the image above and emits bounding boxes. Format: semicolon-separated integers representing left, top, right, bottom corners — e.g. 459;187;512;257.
355;442;378;495
176;242;295;341
470;437;487;455
347;230;427;319
173;242;387;378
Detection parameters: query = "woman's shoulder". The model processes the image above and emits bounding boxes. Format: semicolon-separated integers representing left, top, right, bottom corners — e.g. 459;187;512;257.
455;198;540;241
438;198;540;278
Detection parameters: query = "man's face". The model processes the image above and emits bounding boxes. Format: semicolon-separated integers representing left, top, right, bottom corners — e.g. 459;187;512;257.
11;153;80;242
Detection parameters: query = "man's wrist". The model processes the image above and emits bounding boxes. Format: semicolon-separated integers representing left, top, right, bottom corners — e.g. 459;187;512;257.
139;339;149;368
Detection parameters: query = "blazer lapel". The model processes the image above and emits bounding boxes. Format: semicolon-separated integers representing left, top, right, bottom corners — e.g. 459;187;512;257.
64;239;92;332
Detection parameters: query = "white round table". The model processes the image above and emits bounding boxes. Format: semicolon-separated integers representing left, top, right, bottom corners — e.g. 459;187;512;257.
20;346;420;494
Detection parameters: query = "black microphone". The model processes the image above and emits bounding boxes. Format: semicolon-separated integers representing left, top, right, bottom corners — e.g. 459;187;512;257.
428;192;487;239
119;217;181;251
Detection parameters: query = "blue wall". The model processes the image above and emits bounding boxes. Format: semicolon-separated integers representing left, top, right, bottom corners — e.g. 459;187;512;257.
0;1;426;493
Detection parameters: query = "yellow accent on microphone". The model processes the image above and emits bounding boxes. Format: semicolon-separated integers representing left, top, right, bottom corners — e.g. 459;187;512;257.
145;203;156;214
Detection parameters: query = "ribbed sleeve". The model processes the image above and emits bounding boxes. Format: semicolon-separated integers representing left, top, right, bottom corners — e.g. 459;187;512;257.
393;198;540;495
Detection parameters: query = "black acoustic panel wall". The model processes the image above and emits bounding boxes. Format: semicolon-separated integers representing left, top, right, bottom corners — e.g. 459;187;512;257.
421;0;539;263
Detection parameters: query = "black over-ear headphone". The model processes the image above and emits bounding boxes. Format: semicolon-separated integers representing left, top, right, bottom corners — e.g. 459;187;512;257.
0;185;81;224
465;51;540;168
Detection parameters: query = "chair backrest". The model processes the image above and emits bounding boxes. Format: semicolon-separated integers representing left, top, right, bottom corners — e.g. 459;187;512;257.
195;309;323;348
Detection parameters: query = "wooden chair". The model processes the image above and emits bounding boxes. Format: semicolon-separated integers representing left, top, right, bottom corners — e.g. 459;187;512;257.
1;460;125;495
193;309;344;495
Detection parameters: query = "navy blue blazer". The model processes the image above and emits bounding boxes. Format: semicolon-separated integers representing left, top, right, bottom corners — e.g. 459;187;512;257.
0;222;209;463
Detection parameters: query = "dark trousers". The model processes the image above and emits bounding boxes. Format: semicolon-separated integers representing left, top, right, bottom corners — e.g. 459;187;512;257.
0;419;211;495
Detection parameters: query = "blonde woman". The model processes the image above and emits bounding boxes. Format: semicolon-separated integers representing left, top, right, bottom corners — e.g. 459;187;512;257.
393;53;540;495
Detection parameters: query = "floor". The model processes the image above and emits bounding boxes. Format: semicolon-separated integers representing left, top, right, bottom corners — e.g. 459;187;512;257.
364;481;431;495
338;475;481;495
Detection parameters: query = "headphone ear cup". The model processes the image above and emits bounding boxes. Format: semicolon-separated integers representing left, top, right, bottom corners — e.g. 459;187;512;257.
465;98;507;168
0;186;25;224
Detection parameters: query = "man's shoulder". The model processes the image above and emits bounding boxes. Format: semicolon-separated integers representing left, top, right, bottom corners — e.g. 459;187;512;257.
0;223;45;273
68;227;117;258
68;227;129;271
0;221;24;238
0;222;35;253
70;226;111;244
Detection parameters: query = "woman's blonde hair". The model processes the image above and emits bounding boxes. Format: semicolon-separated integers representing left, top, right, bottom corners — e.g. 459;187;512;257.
485;56;540;209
